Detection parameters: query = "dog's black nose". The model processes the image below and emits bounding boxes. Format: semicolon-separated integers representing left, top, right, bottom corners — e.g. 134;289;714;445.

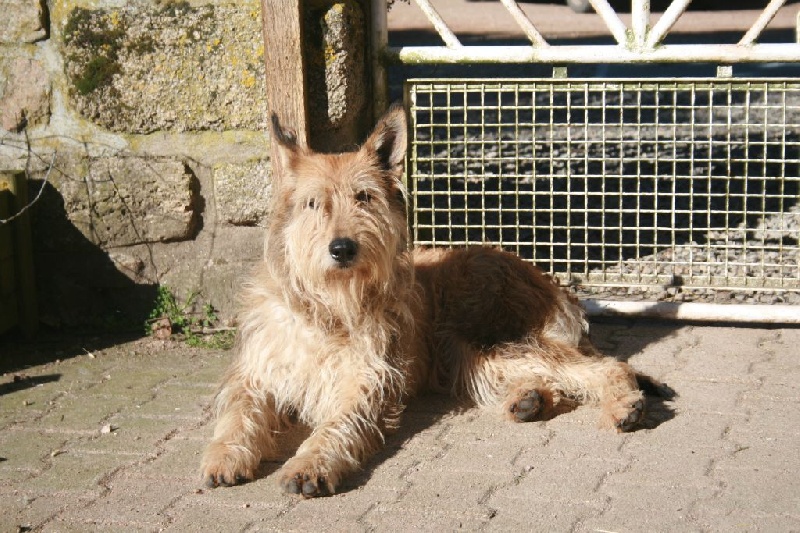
329;238;358;264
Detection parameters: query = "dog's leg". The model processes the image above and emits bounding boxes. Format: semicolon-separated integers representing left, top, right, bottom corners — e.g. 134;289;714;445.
538;339;645;432
278;407;386;498
559;352;645;432
503;378;568;422
460;340;645;431
201;379;286;487
455;346;566;423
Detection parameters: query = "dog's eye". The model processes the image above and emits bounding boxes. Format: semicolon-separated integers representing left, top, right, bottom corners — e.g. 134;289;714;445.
305;198;317;210
356;191;371;205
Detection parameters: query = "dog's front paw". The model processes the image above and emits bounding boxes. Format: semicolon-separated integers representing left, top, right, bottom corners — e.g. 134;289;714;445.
278;455;336;498
201;442;257;488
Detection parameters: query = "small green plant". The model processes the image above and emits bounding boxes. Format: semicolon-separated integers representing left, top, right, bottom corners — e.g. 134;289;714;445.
145;285;235;349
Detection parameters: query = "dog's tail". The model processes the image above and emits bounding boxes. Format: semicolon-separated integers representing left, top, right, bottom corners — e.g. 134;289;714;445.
636;372;677;399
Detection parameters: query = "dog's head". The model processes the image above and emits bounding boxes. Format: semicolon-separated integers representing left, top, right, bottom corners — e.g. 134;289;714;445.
265;105;411;307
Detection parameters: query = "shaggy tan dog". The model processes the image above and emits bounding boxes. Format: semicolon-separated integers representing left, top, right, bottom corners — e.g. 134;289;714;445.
201;105;656;498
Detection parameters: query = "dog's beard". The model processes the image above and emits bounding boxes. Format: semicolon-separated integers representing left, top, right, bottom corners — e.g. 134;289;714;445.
284;236;400;326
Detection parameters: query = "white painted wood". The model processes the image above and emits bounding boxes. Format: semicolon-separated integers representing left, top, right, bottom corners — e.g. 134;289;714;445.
412;0;461;48
740;0;787;46
384;0;799;65
631;0;649;50
584;300;800;323
499;0;548;48
646;0;692;49
391;43;800;64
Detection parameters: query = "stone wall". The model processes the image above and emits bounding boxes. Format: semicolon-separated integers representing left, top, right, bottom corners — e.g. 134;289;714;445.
0;0;291;329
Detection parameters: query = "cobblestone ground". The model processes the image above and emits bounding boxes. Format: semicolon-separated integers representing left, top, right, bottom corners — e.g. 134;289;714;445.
1;322;799;532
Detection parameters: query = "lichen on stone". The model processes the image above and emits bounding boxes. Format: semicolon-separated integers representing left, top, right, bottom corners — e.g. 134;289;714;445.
61;2;267;133
63;8;125;95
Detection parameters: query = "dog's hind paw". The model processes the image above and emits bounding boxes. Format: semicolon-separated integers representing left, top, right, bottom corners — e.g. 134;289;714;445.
508;389;544;422
614;398;645;432
599;391;646;432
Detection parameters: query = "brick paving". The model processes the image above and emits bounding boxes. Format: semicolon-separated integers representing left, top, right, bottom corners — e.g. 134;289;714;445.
1;322;799;532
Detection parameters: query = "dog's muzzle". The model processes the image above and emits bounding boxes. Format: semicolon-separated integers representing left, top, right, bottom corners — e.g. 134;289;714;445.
329;238;359;266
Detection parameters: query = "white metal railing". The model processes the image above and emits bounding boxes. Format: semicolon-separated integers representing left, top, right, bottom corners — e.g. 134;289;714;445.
376;0;800;65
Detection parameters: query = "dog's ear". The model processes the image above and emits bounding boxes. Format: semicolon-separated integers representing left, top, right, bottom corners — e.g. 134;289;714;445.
270;113;303;180
362;103;407;176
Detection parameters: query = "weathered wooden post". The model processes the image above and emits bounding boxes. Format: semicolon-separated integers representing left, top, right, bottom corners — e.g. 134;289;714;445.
260;0;385;153
0;172;38;336
261;0;309;149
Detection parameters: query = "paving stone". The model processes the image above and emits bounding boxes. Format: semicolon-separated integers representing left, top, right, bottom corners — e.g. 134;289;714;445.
491;455;626;505
0;399;47;430
661;377;751;416
163;505;271;533
363;498;492;531
583;482;707;533
481;499;605;532
68;414;179;455
83;365;173;399
692;504;800;532
56;473;184;529
0;429;69;482
0;487;96;533
172;483;287;517
0;372;65;417
41;521;141;533
1;325;798;529
712;444;800;502
30;394;135;434
132;435;205;482
273;486;400;531
22;448;131;493
24;355;120;392
175;356;230;387
132;382;213;421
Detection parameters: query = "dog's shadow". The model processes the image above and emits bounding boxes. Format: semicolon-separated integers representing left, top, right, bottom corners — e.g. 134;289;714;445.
251;393;471;488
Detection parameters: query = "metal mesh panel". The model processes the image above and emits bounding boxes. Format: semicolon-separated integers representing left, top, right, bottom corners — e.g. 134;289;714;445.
406;79;800;304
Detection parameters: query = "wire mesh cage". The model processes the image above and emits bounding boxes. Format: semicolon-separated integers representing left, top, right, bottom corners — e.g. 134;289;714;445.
405;78;800;305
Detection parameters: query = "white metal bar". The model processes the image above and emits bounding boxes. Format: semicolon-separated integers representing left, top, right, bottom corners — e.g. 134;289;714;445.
740;0;787;46
645;0;692;49
412;0;462;48
583;300;800;324
631;0;650;50
389;43;800;64
589;0;629;46
498;0;548;48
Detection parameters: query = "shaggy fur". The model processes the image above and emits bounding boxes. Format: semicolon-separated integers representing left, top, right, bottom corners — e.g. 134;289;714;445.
201;105;654;498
